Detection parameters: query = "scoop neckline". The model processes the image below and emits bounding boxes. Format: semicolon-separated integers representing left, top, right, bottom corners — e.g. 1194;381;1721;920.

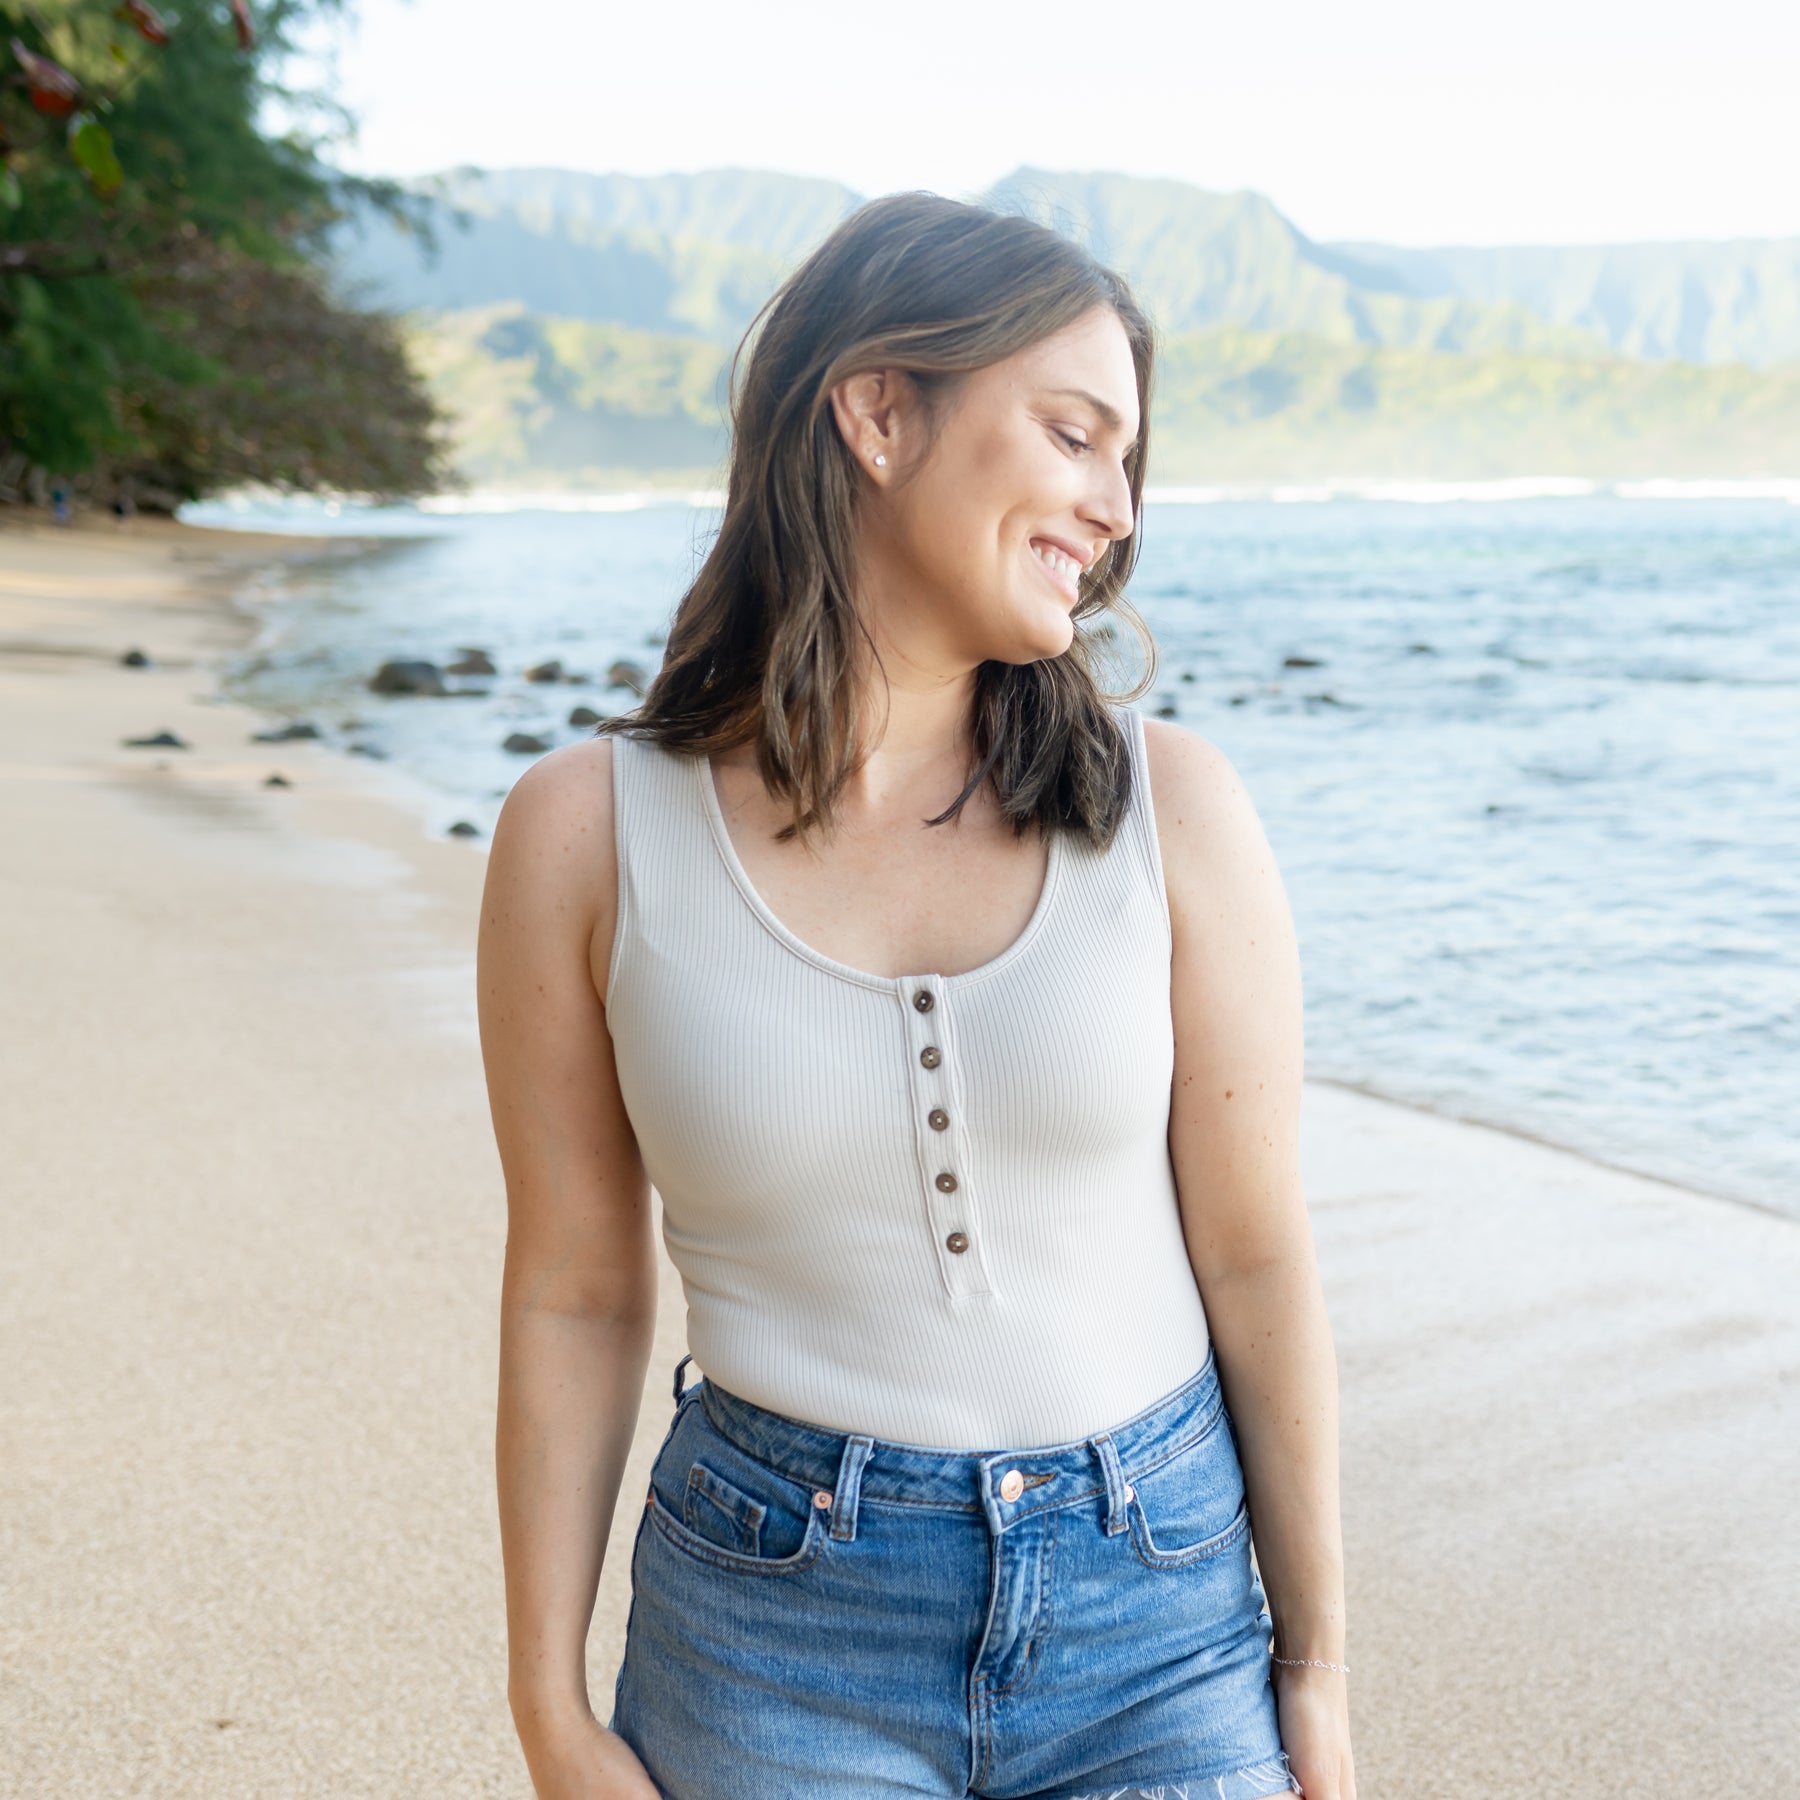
693;750;1065;994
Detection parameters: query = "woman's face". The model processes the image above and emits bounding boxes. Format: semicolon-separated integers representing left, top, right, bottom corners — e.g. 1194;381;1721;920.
845;304;1141;671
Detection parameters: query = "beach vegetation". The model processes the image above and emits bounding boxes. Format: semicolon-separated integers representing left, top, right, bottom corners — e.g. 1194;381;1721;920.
0;0;448;510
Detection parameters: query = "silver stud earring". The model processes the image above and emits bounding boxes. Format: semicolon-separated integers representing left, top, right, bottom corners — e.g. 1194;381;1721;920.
873;453;887;467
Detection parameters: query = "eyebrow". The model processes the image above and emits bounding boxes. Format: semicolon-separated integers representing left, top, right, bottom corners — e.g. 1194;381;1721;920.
1044;387;1140;454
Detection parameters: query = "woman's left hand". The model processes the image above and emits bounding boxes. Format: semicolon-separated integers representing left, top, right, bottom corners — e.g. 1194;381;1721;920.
1273;1662;1357;1800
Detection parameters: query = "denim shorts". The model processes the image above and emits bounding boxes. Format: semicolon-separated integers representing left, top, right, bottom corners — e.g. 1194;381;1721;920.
608;1345;1300;1799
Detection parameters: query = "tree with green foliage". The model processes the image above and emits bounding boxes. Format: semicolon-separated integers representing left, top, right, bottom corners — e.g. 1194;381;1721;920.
0;0;448;509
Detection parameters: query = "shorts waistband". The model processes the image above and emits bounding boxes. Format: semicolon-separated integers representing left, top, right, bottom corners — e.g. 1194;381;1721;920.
681;1346;1226;1541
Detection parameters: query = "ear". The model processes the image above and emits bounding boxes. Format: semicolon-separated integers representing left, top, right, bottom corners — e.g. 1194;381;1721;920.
828;368;910;483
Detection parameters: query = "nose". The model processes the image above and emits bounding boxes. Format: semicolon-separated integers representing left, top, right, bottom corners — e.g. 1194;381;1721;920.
1081;453;1135;548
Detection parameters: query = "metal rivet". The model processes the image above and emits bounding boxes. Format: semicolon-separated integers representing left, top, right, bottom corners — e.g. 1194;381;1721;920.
999;1468;1024;1502
913;989;934;1012
1124;1483;1135;1503
919;1045;941;1069
812;1489;833;1509
945;1230;969;1254
935;1171;958;1193
928;1107;949;1131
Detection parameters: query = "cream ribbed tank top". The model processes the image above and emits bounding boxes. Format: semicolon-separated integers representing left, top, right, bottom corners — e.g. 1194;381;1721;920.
605;705;1211;1450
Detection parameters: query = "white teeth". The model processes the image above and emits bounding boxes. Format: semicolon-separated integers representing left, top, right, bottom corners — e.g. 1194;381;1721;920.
1034;543;1079;580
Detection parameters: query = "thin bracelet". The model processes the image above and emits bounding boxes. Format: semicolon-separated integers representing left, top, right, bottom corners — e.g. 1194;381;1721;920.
1271;1654;1350;1674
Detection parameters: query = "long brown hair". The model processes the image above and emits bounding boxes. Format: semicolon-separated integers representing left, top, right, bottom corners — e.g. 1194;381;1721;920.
602;190;1157;847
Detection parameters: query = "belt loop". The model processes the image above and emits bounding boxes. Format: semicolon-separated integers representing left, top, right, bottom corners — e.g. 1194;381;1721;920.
1093;1432;1130;1536
671;1353;693;1405
829;1435;875;1543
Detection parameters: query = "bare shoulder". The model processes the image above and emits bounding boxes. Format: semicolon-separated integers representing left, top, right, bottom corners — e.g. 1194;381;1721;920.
1138;717;1282;912
489;736;617;891
1139;715;1249;826
482;736;620;998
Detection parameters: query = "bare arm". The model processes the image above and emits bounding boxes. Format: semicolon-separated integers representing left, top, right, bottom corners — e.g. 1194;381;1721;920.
478;738;660;1796
1144;718;1356;1800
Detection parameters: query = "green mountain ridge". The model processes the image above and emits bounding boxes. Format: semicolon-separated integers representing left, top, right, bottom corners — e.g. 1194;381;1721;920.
337;163;1800;365
984;169;1608;357
341;164;1800;485
1323;236;1800;368
412;303;1800;489
339;165;1610;358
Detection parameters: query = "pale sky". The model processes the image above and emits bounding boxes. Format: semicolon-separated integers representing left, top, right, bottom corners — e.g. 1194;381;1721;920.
306;0;1800;246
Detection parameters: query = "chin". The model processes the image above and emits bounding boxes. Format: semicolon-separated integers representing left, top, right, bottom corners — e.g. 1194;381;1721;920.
985;623;1074;666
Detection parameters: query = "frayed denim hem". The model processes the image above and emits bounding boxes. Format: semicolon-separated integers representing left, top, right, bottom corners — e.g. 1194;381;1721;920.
1059;1748;1303;1800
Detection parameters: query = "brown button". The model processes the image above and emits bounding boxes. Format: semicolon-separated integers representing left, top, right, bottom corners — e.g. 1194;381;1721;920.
935;1171;958;1193
928;1107;949;1131
919;1046;941;1069
998;1468;1025;1502
913;989;934;1012
945;1231;969;1255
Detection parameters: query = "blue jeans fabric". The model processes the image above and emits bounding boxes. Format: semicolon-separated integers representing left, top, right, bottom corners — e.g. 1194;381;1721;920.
609;1346;1300;1799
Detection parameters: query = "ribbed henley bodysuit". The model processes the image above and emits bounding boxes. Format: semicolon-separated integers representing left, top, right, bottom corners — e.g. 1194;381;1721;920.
604;703;1212;1451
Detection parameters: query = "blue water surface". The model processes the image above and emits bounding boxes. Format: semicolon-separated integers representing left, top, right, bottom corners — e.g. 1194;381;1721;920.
185;491;1800;1217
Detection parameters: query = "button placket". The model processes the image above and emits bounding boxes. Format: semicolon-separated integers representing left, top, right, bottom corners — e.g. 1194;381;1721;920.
898;977;990;1298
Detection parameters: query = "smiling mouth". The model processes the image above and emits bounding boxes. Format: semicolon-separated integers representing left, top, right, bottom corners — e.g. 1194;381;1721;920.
1029;539;1083;601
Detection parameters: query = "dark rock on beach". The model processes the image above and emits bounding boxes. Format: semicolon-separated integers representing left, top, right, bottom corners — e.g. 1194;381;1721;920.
568;705;605;728
503;732;551;755
369;660;447;697
524;659;565;683
445;648;497;677
1283;654;1325;669
263;773;291;787
120;647;152;668
252;721;321;743
447;820;482;838
347;742;388;759
123;729;187;748
605;659;648;697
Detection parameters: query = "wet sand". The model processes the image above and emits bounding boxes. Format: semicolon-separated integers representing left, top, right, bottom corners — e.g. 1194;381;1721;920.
1;514;1794;1797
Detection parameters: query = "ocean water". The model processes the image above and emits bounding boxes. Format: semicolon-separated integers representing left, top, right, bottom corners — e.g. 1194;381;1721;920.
187;490;1800;1218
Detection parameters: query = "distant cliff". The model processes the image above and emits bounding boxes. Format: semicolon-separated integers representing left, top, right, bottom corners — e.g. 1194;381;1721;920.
1320;237;1800;369
340;165;1800;486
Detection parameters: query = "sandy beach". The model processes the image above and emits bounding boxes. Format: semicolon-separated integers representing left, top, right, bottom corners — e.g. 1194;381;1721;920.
2;514;1795;1799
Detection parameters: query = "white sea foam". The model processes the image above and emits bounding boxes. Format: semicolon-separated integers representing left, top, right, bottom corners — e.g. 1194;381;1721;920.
1145;477;1601;505
415;488;726;515
1613;478;1800;504
1144;476;1800;506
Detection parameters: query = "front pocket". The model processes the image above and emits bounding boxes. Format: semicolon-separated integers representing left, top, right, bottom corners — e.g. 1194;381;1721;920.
1123;1417;1253;1571
1127;1489;1250;1569
645;1407;829;1577
647;1485;825;1576
684;1460;768;1555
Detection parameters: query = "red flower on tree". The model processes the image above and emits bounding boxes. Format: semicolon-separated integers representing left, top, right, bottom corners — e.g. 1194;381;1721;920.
117;1;170;46
10;38;82;116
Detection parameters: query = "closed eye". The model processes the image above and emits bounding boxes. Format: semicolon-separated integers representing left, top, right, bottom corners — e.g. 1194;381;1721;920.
1054;429;1092;456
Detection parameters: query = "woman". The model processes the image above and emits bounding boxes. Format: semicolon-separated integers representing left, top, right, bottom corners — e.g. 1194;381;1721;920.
480;192;1356;1800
